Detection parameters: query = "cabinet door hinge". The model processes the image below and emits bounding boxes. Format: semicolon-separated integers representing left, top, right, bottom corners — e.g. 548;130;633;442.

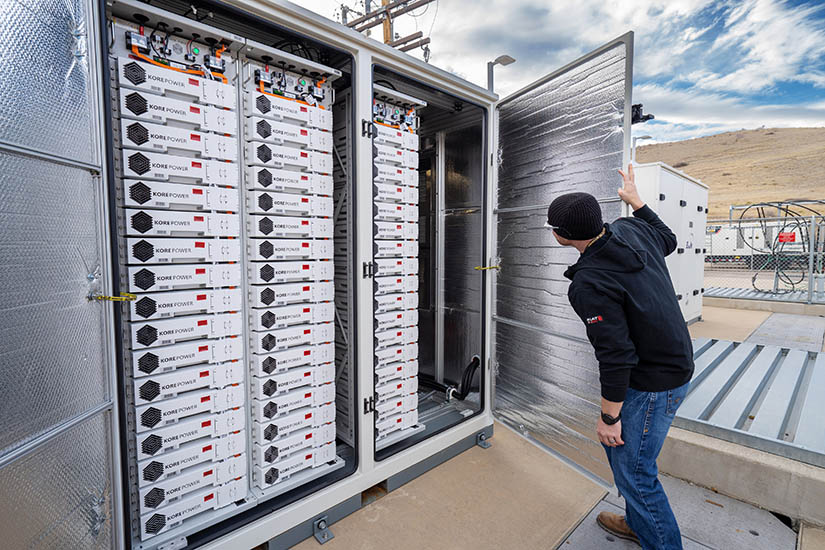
362;261;375;278
363;395;375;414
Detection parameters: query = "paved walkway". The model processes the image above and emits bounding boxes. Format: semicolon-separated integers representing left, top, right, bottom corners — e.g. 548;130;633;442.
561;474;796;549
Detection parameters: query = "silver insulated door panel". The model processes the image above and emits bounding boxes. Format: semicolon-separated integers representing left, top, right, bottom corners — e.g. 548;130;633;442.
0;0;118;546
494;34;633;484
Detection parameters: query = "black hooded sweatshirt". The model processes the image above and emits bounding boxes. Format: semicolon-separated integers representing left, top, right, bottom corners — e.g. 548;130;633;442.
565;205;694;402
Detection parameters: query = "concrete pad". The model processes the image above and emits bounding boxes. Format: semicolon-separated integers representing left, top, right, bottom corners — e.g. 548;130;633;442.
689;306;771;342
660;427;825;528
293;422;606;550
560;499;711;549
563;475;795;549
800;524;825;550
746;312;825;352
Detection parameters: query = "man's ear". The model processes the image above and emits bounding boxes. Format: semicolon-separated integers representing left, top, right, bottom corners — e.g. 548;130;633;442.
552;230;569;246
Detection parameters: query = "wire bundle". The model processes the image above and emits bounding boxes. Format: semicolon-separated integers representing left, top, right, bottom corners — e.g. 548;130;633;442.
734;201;824;294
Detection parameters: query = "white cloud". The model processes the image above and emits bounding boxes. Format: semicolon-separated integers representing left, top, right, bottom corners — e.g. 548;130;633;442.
289;0;825;142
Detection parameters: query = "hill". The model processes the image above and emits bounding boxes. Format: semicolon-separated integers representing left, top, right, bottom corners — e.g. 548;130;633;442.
635;127;825;219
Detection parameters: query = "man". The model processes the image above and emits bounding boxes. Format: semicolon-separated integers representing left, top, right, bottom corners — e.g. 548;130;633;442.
546;164;694;549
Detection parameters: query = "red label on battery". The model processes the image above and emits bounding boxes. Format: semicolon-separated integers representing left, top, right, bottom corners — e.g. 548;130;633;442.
199;345;209;352
300;107;308;112
194;216;204;222
300;152;308;158
197;294;207;300
397;170;402;174
301;197;309;203
306;454;313;460
191;161;202;168
197;319;208;326
202;420;212;428
192;188;203;195
203;469;213;477
188;78;199;86
304;371;312;376
195;241;206;248
190;133;201;141
303;307;310;313
306;433;313;439
303;264;309;270
190;106;201;114
779;232;796;242
204;493;214;502
301;175;308;180
195;268;206;274
303;286;310;291
302;220;309;225
200;370;209;377
202;444;213;452
302;242;310;247
305;393;312;398
300;129;308;136
305;413;313;419
201;395;211;403
397;418;402;423
304;329;311;334
304;350;311;356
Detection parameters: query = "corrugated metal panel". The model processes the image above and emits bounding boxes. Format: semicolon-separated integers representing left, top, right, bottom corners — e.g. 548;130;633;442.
676;339;825;468
493;35;632;484
704;287;825;304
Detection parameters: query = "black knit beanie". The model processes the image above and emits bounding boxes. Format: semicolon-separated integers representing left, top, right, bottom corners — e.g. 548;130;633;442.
546;192;603;240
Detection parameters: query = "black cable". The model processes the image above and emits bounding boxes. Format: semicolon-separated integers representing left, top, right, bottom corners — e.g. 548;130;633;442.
734;201;818;293
374;79;396;90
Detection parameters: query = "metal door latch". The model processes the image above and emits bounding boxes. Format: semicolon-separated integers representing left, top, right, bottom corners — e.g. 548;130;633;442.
361;119;376;138
313;516;334;544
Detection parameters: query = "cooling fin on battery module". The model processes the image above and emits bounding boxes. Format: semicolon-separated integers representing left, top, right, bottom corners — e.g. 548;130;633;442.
371;87;424;448
242;51;339;492
110;16;250;544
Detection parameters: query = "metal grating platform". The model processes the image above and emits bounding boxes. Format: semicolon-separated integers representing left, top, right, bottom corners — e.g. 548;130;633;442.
704;286;825;304
675;338;825;468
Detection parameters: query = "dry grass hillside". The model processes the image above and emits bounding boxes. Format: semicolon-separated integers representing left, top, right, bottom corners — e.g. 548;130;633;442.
636;127;825;219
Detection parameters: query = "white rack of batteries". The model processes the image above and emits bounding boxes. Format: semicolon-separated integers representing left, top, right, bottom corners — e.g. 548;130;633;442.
371;86;424;448
242;50;337;490
113;22;247;541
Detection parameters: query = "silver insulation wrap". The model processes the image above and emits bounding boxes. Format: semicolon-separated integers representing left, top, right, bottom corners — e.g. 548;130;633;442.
494;36;632;483
0;0;117;546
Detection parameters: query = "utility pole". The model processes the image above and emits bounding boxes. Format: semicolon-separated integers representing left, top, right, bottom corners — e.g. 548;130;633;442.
346;0;436;52
382;0;392;44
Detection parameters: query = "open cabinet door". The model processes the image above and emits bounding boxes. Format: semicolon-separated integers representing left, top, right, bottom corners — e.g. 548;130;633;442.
493;33;633;484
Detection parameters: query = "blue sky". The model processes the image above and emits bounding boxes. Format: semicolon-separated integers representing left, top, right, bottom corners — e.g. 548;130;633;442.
292;0;825;143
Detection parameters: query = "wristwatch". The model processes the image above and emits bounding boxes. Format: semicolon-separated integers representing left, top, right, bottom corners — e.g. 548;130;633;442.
601;412;621;425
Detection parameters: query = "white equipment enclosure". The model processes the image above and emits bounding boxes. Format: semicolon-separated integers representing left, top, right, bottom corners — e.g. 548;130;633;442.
0;0;635;548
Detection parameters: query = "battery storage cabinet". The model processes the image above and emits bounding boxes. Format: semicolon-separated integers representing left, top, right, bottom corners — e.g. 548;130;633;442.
370;85;426;450
106;1;358;548
6;3;639;547
110;16;249;542
632;162;708;324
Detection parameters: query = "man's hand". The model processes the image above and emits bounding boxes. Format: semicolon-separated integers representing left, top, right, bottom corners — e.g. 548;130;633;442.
617;163;645;211
597;417;624;447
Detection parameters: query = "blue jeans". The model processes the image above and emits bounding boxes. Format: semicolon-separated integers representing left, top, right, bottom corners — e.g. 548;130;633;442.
603;382;689;550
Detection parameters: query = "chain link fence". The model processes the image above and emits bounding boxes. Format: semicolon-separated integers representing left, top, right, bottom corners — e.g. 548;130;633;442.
704;216;825;304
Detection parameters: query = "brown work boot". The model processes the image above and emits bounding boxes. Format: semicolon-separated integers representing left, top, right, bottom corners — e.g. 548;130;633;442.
596;511;640;545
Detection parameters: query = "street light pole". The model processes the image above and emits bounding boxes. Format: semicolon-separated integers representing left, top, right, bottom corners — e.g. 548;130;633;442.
487;54;516;92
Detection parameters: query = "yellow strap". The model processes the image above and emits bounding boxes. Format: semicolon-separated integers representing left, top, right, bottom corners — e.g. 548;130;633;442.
474;265;500;271
90;292;137;302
